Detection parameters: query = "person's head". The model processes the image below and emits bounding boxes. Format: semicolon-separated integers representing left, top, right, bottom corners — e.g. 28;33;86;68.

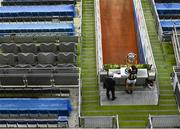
131;65;136;70
128;65;137;74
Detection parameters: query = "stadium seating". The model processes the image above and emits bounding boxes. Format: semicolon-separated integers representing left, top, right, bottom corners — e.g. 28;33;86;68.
17;53;36;67
0;23;75;34
0;5;75;18
1;42;77;53
0;88;70;96
0;118;69;128
57;52;77;64
0;4;75;22
39;43;57;53
155;0;180;3
0;67;79;87
20;43;38;53
0;53;16;67
2;0;76;6
37;52;56;66
0;98;72;116
1;43;18;54
59;42;77;52
153;2;180;40
0;75;25;87
160;20;180;32
156;3;180;15
0;52;77;68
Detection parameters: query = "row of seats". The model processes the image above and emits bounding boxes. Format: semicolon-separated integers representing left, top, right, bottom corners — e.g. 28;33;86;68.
0;98;72;116
154;1;180;40
2;0;75;6
0;88;70;97
0;16;73;22
0;52;77;68
156;3;180;15
160;20;180;32
0;5;75;18
155;0;180;3
0;43;77;54
0;73;79;86
0;119;68;128
0;67;79;86
0;23;75;34
0;67;79;74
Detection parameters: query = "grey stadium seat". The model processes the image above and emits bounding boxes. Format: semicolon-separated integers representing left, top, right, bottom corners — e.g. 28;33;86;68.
16;53;36;68
26;74;52;86
0;75;25;87
1;43;18;53
58;42;76;52
37;52;56;66
57;52;76;65
53;73;79;86
20;43;37;53
0;53;16;67
39;43;57;53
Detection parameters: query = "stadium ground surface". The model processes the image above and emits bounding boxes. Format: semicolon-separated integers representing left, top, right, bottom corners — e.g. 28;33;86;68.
81;0;180;128
100;0;139;65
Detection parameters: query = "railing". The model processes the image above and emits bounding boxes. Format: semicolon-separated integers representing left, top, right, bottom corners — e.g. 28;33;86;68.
148;115;180;129
148;0;163;41
95;0;104;106
148;114;153;129
79;115;119;128
133;0;159;103
80;0;82;36
172;27;180;65
78;68;82;127
95;0;103;73
172;66;180;111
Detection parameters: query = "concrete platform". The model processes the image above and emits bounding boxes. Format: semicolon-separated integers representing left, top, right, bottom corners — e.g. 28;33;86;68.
100;83;159;105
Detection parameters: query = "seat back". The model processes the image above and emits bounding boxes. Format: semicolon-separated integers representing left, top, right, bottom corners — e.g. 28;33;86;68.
37;52;56;65
17;53;36;65
58;42;76;52
1;43;18;54
57;52;76;64
0;53;16;66
40;43;57;53
20;43;37;53
53;73;79;85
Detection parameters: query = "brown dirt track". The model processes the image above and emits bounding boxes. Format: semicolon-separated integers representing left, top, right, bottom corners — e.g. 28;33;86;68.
100;0;139;65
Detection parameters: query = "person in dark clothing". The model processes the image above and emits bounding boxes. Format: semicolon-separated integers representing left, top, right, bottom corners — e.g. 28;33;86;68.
103;76;116;100
126;65;138;94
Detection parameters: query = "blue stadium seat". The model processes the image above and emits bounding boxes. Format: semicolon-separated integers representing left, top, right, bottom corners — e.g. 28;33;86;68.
0;23;75;34
0;5;75;18
2;0;76;6
160;20;180;31
156;3;180;15
0;98;72;116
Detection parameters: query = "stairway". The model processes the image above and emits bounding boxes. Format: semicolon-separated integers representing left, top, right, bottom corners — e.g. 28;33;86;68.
81;0;180;128
141;0;178;110
81;0;99;111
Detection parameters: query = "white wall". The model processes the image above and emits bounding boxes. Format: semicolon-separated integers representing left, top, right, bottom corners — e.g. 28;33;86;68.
95;0;103;72
133;0;156;68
